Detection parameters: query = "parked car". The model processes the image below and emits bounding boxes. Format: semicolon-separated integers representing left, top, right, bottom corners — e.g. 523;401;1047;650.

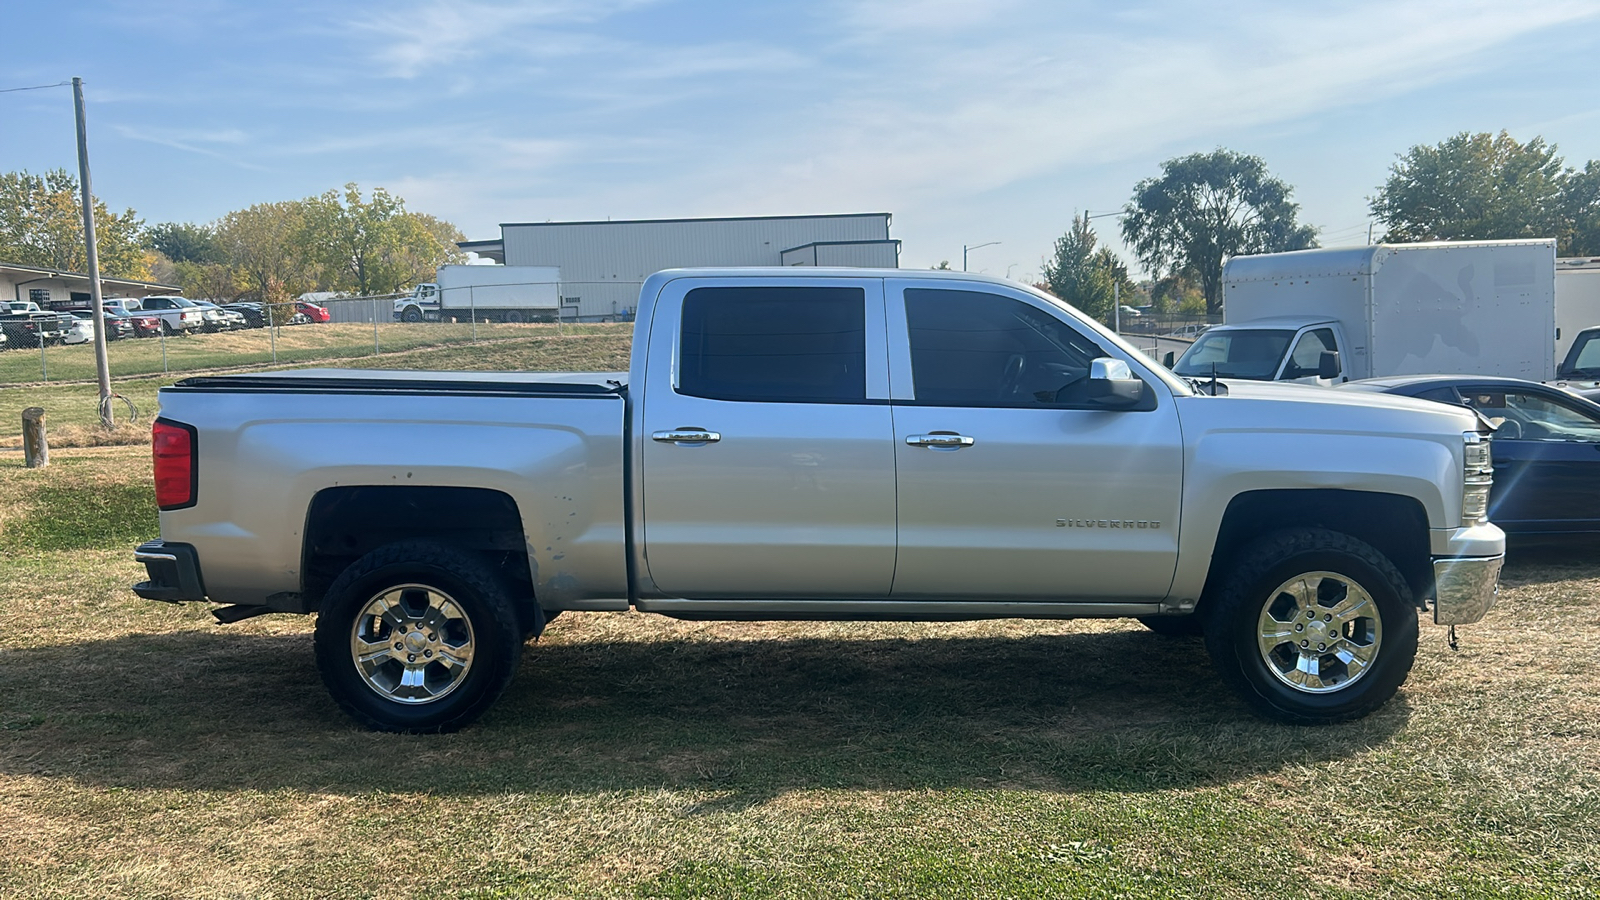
120;309;163;338
62;316;94;345
136;296;206;334
1343;374;1600;535
70;309;136;341
221;302;268;328
1;301;71;345
295;300;330;323
103;298;145;314
188;300;247;332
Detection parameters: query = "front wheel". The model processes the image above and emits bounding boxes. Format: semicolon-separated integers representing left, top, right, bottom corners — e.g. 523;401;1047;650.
401;306;422;323
1204;528;1417;725
313;541;523;733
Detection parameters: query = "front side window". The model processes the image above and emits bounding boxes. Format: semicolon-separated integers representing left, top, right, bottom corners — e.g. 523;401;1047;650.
1460;389;1600;442
1281;328;1338;379
679;286;865;403
904;288;1106;407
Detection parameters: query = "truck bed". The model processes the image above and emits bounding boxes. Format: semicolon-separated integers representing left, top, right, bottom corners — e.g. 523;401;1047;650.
154;368;631;612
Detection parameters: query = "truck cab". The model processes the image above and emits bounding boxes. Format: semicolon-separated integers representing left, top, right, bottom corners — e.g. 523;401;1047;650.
1172;316;1347;386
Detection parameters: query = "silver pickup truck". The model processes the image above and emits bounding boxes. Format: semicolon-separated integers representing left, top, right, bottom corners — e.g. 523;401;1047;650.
134;268;1505;733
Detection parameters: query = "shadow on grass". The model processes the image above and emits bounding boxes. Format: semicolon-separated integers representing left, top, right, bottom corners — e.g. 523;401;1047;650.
0;626;1407;799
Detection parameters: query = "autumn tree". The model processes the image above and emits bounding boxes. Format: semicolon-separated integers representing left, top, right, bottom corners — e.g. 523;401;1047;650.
214;200;317;301
299;184;461;296
1121;150;1317;314
0;168;148;279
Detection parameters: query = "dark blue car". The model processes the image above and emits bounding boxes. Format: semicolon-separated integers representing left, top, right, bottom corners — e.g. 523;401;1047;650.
1342;375;1600;535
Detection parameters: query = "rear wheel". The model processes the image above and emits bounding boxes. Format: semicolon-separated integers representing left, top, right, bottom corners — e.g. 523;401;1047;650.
313;541;523;733
503;310;525;323
1204;528;1417;724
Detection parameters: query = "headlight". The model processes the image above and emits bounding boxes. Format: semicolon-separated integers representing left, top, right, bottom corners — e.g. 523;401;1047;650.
1462;431;1493;525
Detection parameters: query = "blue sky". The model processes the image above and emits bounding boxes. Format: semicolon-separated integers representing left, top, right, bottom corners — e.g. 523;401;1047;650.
3;0;1599;280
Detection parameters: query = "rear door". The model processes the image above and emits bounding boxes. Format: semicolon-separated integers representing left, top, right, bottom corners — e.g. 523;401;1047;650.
639;276;898;598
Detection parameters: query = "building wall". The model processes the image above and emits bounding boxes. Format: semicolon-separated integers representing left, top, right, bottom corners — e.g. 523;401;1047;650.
498;214;892;320
1;272;176;308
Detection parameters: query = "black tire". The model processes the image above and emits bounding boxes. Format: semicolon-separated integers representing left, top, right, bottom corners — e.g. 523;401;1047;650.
162;320;177;336
314;540;523;733
1203;527;1418;725
402;306;422;323
504;310;525;324
1137;614;1205;637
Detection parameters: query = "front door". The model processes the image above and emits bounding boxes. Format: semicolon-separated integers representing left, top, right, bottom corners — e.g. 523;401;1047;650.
886;280;1184;600
640;276;898;598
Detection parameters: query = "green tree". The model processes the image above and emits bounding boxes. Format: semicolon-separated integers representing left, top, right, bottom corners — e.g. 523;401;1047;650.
146;221;223;264
300;184;461;296
0;168;148;279
1564;161;1600;257
1042;214;1119;322
1121;149;1317;314
1370;131;1569;246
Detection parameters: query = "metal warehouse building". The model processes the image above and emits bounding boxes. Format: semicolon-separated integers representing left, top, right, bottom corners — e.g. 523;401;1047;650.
459;213;898;321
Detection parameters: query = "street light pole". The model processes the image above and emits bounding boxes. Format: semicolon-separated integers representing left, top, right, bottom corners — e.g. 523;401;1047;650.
1084;209;1130;334
963;241;1000;272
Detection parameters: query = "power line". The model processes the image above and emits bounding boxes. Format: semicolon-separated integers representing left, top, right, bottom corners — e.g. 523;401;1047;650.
0;81;71;94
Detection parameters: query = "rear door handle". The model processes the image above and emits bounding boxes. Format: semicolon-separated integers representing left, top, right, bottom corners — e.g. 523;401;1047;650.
652;429;721;444
906;433;975;449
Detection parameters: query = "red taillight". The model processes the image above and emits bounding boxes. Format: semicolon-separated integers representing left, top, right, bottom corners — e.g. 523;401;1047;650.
152;419;196;509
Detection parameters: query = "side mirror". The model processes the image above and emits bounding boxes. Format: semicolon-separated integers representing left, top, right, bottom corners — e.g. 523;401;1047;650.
1162;351;1175;368
1087;357;1144;407
1318;350;1341;380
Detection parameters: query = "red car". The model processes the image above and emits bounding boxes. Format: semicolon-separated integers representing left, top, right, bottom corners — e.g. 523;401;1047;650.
127;312;163;337
295;301;331;323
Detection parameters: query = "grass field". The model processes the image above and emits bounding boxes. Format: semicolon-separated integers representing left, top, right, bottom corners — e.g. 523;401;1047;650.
0;322;627;386
1;332;1596;897
0;446;1597;898
0;324;633;447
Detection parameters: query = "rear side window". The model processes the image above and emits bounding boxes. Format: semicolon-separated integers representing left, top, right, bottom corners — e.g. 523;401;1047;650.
679;286;866;403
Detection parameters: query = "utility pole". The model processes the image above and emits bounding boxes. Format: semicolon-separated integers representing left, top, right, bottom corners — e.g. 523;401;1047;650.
73;76;113;428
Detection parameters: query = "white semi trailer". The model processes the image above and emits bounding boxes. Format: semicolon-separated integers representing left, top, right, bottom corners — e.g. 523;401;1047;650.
394;265;561;323
1173;239;1559;385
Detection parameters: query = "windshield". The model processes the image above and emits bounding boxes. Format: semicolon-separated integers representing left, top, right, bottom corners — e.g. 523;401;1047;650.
1173;329;1295;379
1562;333;1600;376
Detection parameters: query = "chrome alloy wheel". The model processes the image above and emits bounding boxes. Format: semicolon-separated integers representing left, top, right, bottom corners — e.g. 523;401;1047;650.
1256;570;1383;694
349;584;476;704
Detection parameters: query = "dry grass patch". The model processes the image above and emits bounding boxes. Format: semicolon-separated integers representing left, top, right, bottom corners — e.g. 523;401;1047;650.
0;451;1596;898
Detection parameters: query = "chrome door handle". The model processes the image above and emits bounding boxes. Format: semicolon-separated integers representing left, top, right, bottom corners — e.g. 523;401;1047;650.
652;429;721;444
906;433;975;449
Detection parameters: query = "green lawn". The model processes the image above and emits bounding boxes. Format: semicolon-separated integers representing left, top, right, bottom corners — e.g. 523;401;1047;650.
0;446;1596;898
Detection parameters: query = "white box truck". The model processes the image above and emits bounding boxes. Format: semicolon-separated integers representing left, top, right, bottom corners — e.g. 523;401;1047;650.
394;265;561;323
1172;239;1558;385
1555;257;1600;361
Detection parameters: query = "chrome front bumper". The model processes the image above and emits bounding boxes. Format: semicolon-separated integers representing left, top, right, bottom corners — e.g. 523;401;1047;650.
1432;555;1504;625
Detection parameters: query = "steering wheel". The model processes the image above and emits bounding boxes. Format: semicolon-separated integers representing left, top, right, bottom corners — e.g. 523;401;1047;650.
998;354;1026;398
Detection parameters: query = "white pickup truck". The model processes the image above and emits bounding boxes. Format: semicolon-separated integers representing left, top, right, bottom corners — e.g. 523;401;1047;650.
134;268;1505;733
